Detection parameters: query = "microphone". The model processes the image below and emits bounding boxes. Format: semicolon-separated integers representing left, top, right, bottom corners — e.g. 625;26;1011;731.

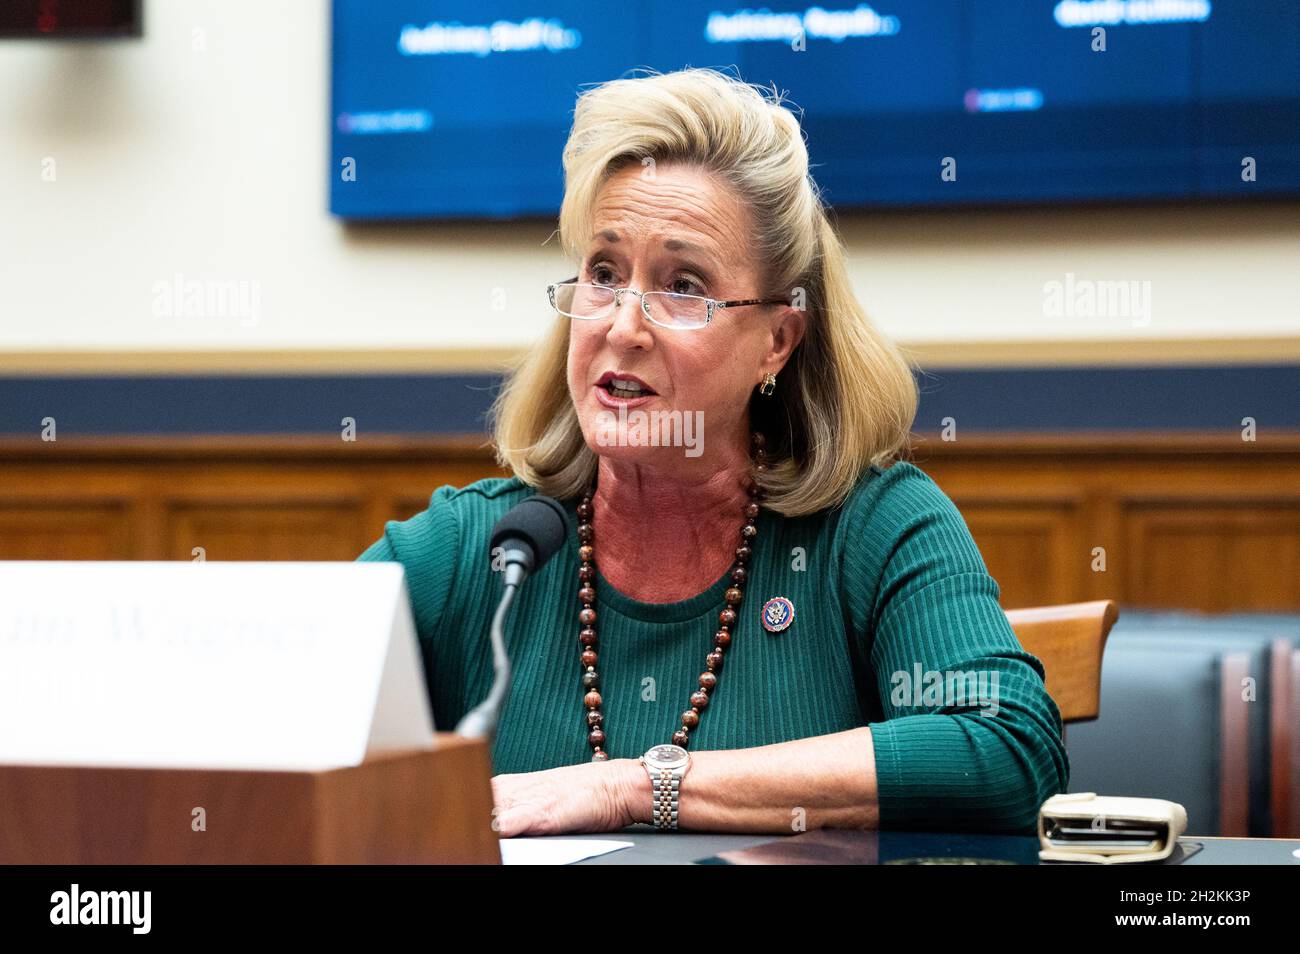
455;494;569;741
488;495;570;589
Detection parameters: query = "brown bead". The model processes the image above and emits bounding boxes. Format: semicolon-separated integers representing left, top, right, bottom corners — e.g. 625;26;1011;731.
569;465;760;760
751;431;766;448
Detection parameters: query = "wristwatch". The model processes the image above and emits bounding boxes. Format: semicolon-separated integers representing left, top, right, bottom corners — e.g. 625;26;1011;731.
640;743;691;830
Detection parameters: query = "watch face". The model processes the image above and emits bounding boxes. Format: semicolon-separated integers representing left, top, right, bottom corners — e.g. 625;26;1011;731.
646;744;689;771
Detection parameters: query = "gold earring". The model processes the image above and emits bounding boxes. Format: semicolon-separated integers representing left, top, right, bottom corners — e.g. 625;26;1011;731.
759;372;776;397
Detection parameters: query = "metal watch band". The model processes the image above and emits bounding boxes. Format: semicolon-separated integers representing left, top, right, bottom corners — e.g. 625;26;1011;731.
650;768;681;830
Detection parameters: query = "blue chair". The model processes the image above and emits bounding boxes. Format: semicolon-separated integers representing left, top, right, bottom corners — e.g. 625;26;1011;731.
1069;611;1300;836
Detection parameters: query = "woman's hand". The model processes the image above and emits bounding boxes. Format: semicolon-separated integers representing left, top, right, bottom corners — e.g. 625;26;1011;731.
490;758;647;837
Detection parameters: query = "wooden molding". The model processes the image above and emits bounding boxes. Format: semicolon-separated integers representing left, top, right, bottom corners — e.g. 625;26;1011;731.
3;336;1300;374
0;429;1297;460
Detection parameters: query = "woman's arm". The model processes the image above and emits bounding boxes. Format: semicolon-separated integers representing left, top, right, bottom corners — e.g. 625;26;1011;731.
489;727;878;837
844;464;1070;833
611;726;879;832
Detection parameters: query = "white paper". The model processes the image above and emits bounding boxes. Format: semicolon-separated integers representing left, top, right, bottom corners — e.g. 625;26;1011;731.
498;838;635;865
0;561;435;771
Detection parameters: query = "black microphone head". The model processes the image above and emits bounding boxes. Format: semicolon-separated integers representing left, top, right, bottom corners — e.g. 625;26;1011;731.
489;494;570;572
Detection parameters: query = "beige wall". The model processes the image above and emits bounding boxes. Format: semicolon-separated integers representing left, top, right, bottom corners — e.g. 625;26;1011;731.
2;0;1297;371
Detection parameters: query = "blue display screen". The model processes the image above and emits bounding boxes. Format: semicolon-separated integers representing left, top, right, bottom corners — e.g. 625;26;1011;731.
330;1;1300;219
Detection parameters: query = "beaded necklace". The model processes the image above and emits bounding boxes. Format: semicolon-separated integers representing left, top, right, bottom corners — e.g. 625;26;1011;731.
575;431;769;760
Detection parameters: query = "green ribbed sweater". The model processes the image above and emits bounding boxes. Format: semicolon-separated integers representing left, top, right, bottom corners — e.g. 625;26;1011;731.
357;461;1068;834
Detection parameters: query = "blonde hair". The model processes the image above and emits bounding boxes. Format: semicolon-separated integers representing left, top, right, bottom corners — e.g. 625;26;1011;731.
490;67;918;516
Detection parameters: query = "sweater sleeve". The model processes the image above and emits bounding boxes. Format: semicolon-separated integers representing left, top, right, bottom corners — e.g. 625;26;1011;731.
356;484;463;643
845;464;1069;834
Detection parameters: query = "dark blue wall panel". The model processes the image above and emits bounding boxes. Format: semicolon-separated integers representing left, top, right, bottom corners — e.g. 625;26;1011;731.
0;365;1296;436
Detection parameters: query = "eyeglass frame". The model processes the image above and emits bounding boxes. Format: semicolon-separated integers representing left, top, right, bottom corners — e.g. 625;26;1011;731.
546;275;789;329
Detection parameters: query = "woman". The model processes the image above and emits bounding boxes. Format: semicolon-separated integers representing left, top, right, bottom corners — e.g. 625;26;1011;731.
359;67;1067;838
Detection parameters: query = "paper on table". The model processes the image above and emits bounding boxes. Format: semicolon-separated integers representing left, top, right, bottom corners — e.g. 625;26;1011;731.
498;838;634;865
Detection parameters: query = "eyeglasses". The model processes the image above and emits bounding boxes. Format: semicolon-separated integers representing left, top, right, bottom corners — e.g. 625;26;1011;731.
546;276;788;330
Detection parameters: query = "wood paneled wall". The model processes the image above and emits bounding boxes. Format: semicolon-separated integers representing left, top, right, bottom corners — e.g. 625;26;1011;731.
1;432;1297;612
913;433;1300;611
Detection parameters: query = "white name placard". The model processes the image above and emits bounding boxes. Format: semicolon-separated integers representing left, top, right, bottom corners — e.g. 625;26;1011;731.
0;561;435;771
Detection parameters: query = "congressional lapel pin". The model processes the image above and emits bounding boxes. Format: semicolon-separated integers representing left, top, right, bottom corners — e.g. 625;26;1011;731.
761;596;795;633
